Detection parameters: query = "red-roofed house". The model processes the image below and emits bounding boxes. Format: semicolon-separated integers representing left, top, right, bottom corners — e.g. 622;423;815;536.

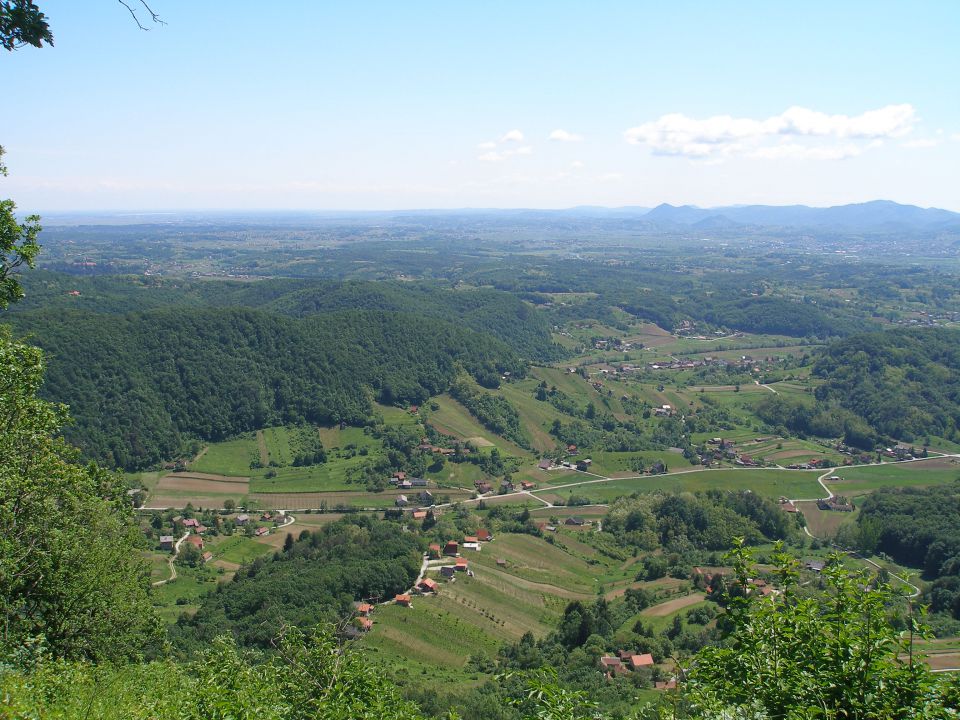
477;529;492;542
357;603;374;616
418;577;438;593
628;653;654;669
444;541;459;556
428;543;442;559
395;594;411;607
412;510;427;520
356;616;373;631
186;535;204;550
201;551;213;563
183;518;199;528
455;557;468;571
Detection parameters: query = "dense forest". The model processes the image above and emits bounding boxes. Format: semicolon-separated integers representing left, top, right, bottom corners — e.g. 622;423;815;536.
7;307;524;469
814;328;960;443
172;515;422;652
857;483;960;619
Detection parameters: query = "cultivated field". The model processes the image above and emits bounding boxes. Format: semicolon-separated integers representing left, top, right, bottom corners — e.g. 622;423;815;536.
149;472;249;508
825;457;960;496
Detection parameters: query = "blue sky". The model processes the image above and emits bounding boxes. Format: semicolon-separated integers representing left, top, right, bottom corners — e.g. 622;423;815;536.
3;1;959;211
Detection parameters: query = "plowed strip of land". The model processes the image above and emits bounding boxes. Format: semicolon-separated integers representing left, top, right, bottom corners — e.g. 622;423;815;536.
641;593;706;617
164;472;249;484
256;430;269;466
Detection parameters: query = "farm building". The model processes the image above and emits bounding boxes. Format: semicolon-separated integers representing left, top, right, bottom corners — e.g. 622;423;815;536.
356;616;373;631
455;557;468;571
395;494;408;507
395;594;412;607
186;535;204;550
428;543;442;559
235;514;250;525
159;535;174;550
444;541;459;556
412;510;427;520
565;516;585;526
440;566;456;578
537;459;552;470
628;653;654;669
477;529;492;542
255;526;269;537
356;603;374;616
201;551;213;563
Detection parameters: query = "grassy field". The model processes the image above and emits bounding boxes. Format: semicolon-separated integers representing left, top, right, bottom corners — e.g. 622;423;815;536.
797;501;858;539
427;394;532;458
825;458;960;496
192;436;258;476
535;468;823;504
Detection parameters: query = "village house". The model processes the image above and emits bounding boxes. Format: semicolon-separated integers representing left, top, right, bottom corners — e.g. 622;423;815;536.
520;480;536;490
201;551;213;563
183;518;199;528
395;494;408;507
412;510;427;520
395;594;412;607
440;566;456;579
477;529;492;542
565;516;585;526
444;540;459;556
496;558;507;567
355;616;373;631
159;535;174;551
600;656;628;676
462;536;480;551
417;578;438;594
255;526;270;537
455;557;468;572
428;543;442;559
537;459;552;471
418;490;434;505
186;535;204;550
356;602;374;616
235;513;250;525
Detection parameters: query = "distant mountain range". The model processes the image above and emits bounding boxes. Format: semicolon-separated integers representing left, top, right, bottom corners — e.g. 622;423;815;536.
638;200;960;231
38;200;960;232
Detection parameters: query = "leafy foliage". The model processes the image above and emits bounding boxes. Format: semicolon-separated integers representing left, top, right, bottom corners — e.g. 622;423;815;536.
0;327;161;661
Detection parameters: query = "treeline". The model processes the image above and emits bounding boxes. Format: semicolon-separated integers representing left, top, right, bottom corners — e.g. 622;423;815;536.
813;328;960;443
171;515;422;652
856;482;960;618
8;307;524;469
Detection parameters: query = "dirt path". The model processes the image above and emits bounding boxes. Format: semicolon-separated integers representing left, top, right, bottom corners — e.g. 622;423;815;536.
152;532;189;587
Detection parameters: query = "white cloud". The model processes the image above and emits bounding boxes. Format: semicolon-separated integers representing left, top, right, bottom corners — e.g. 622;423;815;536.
950;133;960;142
597;172;623;181
549;129;583;142
624;104;916;161
571;160;584;168
514;145;533;155
477;141;497;150
500;129;525;142
477;151;504;162
902;138;939;149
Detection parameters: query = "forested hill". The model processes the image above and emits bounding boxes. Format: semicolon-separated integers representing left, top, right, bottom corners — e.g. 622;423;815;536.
7;307;524;469
12;273;563;362
813;327;960;443
171;515;422;652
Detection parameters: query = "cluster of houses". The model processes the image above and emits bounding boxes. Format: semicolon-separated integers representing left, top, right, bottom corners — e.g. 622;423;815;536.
474;477;537;495
600;650;655;677
817;495;855;512
158;511;278;561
